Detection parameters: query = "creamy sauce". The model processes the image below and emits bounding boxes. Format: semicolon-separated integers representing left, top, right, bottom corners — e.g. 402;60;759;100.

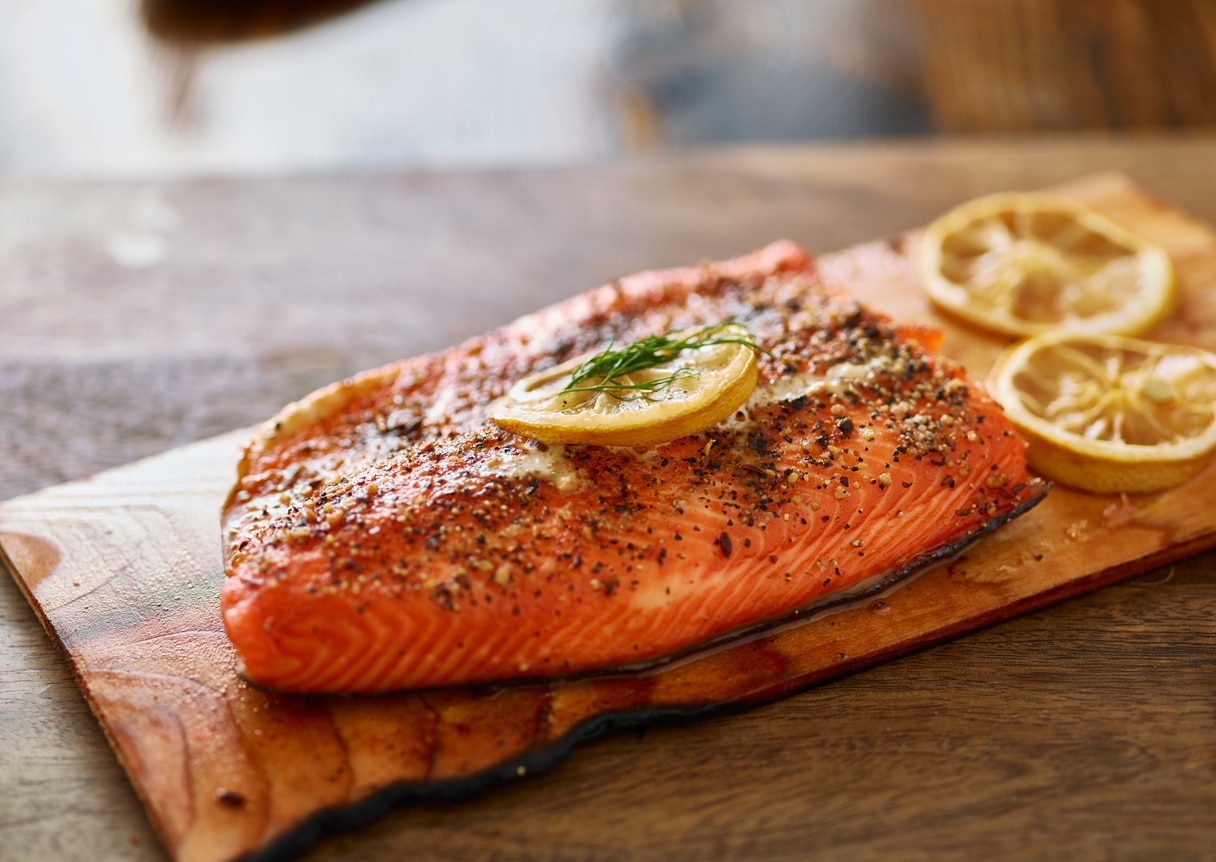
482;444;585;492
745;358;892;411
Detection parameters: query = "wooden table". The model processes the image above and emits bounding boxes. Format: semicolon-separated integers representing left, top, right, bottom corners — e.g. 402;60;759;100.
2;138;1215;862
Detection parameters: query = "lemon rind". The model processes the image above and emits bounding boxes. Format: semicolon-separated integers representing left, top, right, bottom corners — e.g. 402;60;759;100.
490;330;760;448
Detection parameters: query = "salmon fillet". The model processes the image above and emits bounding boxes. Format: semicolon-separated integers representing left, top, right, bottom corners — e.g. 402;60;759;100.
221;241;1046;693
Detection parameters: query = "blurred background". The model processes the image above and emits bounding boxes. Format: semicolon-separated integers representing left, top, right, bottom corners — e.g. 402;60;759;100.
3;0;1215;181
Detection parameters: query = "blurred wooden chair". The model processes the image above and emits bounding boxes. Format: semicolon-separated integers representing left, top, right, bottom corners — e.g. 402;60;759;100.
904;0;1216;132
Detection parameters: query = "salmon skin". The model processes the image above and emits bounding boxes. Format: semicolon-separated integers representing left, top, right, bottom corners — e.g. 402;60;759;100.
221;241;1046;694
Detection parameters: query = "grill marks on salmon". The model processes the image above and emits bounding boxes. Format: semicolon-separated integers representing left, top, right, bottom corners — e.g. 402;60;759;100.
221;241;1046;694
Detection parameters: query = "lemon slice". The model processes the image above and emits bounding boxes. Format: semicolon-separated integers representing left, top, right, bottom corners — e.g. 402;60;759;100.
491;324;760;447
918;192;1174;338
988;331;1216;493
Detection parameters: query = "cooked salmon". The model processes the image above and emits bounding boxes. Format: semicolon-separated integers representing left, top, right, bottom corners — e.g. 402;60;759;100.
221;241;1046;694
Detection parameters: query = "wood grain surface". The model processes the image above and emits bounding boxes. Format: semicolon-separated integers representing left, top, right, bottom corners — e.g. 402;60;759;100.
3;140;1215;862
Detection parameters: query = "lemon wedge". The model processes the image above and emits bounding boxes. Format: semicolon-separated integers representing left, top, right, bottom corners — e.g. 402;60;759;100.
988;331;1216;493
918;192;1174;338
491;324;760;447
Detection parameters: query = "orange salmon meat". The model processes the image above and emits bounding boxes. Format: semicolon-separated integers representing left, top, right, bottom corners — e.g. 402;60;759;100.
221;241;1046;694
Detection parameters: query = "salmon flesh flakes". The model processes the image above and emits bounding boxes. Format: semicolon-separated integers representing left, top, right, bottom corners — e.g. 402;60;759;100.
220;241;1046;694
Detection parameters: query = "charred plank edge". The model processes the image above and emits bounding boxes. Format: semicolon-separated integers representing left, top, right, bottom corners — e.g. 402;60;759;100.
238;484;1057;862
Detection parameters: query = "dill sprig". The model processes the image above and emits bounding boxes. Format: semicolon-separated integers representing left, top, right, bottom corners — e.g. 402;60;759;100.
560;323;768;401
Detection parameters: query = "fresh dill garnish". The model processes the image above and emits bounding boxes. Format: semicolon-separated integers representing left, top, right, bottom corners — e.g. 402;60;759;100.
559;323;768;401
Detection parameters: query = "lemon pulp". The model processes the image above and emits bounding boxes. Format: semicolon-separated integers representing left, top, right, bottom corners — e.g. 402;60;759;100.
918;192;1174;338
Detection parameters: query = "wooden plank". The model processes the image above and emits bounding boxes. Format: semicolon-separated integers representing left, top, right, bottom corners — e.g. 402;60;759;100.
3;172;1215;862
